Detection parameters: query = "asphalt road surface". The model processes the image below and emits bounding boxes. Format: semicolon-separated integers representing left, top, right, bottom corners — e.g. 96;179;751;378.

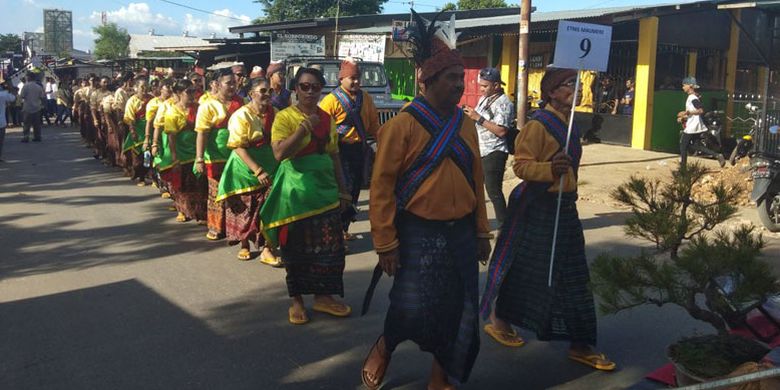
1;125;775;389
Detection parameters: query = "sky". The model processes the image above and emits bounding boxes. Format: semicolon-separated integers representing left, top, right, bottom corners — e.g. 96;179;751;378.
1;0;689;51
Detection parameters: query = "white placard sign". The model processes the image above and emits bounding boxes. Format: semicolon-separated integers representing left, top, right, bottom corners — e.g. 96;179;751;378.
271;33;325;62
338;34;386;63
552;21;612;71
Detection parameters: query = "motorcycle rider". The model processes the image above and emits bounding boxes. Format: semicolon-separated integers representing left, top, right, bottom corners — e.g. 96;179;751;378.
678;77;725;168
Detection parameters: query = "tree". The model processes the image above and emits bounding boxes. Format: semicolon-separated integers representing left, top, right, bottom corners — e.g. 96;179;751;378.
590;163;779;334
255;0;388;23
444;0;508;10
0;34;22;54
93;23;130;60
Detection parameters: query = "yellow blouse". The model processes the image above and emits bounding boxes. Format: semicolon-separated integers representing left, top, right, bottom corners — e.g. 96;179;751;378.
123;95;147;126
227;105;277;149
113;88;129;112
145;96;162;123
195;97;230;133
154;98;175;130
198;91;211;105
271;105;338;157
164;103;192;134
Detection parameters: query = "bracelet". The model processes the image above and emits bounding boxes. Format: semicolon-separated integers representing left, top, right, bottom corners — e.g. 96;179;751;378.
254;168;263;177
195;157;204;163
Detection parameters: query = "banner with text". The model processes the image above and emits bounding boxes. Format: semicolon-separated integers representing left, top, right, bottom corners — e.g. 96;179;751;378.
337;34;386;63
271;33;325;62
552;21;612;71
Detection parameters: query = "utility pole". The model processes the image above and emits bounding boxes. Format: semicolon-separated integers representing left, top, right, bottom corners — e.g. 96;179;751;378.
516;0;531;127
333;0;340;57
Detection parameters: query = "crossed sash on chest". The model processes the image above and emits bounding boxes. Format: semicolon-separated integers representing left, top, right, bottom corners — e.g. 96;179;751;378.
395;97;475;211
331;87;366;143
478;109;582;319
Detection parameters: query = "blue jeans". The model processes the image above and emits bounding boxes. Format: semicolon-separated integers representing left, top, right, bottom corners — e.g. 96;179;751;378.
55;104;72;125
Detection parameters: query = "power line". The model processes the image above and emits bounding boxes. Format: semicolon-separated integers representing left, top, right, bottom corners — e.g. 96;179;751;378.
155;0;248;22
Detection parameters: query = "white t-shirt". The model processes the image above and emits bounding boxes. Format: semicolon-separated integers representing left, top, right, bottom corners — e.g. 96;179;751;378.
475;92;513;157
683;94;707;134
45;82;58;100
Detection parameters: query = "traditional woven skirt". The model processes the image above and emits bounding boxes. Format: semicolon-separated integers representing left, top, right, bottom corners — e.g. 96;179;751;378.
383;212;480;384
225;188;269;247
280;208;345;297
207;176;226;235
174;163;207;221
495;193;597;345
106;119;123;168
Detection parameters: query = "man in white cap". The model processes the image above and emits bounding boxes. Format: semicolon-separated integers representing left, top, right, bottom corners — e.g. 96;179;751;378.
678;76;725;168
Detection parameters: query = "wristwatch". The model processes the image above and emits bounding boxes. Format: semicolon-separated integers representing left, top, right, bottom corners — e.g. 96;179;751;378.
478;116;486;125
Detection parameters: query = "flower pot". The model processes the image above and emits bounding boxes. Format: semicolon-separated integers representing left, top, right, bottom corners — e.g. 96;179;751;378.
666;334;769;386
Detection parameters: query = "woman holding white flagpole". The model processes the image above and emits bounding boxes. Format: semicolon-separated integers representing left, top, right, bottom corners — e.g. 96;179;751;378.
479;68;616;371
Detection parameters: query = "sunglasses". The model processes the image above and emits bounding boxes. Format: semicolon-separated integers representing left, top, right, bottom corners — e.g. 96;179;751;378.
254;87;269;95
298;82;323;93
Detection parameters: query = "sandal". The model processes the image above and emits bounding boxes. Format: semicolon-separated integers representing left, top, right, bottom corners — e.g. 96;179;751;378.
288;306;309;325
259;254;283;268
362;336;391;390
237;248;251;261
568;352;616;371
175;212;188;223
484;324;525;348
161;192;171;199
205;231;222;241
312;301;352;317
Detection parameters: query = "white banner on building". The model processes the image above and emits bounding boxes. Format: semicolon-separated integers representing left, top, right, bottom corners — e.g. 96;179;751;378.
271;33;325;62
337;34;386;63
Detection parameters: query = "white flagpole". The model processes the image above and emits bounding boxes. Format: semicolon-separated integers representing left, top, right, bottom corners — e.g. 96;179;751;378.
548;69;581;288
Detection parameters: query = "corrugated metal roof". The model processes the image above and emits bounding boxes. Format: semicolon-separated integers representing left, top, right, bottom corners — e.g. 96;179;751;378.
346;3;678;34
128;35;214;58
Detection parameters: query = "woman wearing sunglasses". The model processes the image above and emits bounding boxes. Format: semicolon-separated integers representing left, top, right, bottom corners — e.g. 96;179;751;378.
261;68;352;325
216;78;280;263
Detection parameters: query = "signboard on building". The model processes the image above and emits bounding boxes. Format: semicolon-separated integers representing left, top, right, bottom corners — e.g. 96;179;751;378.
270;33;325;62
338;34;386;63
392;20;411;42
529;54;545;69
553;21;612;71
43;9;73;55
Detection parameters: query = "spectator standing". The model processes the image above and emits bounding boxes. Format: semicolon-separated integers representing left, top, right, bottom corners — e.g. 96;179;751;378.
20;72;45;142
44;77;57;125
463;67;513;231
620;78;635;116
0;83;16;161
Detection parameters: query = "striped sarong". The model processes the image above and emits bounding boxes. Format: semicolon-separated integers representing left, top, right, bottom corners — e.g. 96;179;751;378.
384;212;480;384
281;208;345;297
494;193;597;345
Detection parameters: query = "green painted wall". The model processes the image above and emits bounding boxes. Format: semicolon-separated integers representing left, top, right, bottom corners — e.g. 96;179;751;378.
651;90;728;152
385;58;415;101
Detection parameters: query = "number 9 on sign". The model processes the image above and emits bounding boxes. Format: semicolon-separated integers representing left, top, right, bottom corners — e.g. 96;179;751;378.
579;38;591;58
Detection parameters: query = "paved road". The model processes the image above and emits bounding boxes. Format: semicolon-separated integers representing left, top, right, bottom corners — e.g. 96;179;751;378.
1;125;777;389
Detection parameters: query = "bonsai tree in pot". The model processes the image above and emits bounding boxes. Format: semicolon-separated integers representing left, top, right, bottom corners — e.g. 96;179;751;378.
590;162;779;382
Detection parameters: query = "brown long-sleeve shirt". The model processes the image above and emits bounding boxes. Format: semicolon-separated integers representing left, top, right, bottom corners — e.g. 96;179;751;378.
513;106;578;193
369;111;492;254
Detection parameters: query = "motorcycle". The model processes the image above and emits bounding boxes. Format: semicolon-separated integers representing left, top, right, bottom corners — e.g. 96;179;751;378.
729;103;760;165
750;155;780;232
682;110;724;156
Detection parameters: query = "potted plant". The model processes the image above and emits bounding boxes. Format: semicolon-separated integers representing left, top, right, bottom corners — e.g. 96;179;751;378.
590;162;779;384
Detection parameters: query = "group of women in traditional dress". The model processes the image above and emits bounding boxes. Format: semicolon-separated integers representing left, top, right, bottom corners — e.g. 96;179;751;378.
75;65;352;326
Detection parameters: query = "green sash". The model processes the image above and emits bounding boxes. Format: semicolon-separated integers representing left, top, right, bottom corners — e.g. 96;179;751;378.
153;132;177;172
204;128;230;164
175;130;197;164
122;120;146;154
216;145;278;202
260;153;339;247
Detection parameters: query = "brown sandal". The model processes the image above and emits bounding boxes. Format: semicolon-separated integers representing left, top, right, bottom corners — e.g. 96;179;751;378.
362;335;391;390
